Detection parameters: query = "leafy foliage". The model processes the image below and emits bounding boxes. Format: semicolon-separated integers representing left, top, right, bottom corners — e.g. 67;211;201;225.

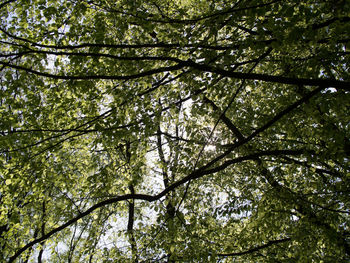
1;0;350;262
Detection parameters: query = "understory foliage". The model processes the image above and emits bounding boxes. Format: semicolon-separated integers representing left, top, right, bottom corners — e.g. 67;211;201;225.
1;0;350;262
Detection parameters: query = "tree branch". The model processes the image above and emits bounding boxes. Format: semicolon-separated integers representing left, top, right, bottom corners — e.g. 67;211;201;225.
203;96;245;141
218;238;291;257
0;61;184;80
9;148;304;262
184;60;350;90
0;0;16;9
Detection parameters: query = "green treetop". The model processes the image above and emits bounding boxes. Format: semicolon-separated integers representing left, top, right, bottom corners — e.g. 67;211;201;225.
0;0;349;262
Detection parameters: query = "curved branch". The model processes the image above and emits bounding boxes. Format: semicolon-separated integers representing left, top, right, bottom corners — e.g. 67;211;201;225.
0;26;245;51
0;50;180;63
0;0;16;9
0;61;184;80
183;60;350;90
9;148;303;262
218;238;291;257
8;193;154;262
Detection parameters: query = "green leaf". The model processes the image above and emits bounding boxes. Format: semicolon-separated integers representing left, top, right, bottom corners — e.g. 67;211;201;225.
1;1;349;262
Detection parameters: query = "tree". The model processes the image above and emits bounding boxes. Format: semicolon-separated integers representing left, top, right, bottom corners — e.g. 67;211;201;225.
1;0;349;262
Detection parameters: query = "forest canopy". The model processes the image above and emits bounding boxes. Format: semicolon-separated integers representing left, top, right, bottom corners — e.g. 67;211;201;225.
0;0;350;262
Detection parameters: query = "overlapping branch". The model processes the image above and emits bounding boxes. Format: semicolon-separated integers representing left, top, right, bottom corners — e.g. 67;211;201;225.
8;147;307;262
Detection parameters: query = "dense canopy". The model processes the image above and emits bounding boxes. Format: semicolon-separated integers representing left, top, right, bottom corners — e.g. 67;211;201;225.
1;0;350;262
